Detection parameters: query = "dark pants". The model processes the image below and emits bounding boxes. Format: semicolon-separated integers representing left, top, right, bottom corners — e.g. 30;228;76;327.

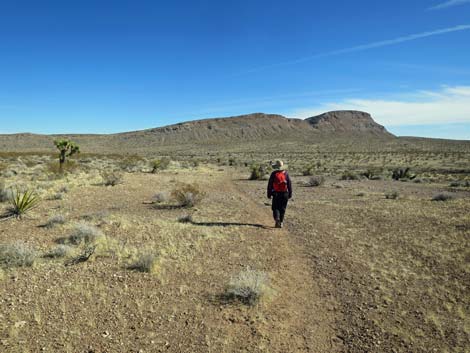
272;192;289;223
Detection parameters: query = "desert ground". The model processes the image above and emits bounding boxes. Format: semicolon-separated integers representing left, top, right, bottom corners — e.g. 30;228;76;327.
0;151;469;353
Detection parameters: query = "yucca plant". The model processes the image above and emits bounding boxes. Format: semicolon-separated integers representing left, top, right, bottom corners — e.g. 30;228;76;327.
8;188;40;219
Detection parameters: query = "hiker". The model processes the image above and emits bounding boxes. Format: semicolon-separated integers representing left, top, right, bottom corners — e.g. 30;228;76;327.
267;160;292;228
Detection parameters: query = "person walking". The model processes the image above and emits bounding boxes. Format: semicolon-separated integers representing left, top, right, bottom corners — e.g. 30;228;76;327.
267;160;292;228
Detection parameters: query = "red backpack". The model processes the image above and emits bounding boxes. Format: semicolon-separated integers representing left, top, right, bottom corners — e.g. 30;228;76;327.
273;170;288;192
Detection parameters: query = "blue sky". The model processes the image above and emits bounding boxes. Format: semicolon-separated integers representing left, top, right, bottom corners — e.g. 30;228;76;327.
0;0;469;139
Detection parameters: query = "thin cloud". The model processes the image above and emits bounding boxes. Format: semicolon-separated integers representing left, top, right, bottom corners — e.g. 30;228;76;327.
429;0;470;10
288;86;470;127
237;25;470;75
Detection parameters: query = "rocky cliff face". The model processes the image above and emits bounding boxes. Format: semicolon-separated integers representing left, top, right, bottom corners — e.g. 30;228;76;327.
0;111;395;153
306;110;393;136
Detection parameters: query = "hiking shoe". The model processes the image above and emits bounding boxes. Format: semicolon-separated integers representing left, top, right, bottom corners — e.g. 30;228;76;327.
275;220;281;228
279;222;283;228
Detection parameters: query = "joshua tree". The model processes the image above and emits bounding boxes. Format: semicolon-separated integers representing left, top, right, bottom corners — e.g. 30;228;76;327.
54;139;80;172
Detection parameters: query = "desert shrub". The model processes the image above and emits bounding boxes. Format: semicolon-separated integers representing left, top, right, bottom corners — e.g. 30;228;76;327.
249;164;267;180
118;155;144;172
64;223;104;245
101;171;123;186
44;244;72;258
0;242;37;268
151;157;171;173
171;183;205;207
302;165;315;176
153;191;169;204
48;192;64;200
432;193;454;202
392;167;416;181
361;168;382;180
46;160;78;175
226;268;270;306
0;182;13;203
306;176;324;187
128;251;159;273
44;214;66;228
385;191;399;200
59;185;69;193
341;171;360;180
178;214;193;223
8;188;40;219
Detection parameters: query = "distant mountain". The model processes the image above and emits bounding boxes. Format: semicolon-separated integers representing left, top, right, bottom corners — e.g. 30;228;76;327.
3;110;464;155
306;111;393;136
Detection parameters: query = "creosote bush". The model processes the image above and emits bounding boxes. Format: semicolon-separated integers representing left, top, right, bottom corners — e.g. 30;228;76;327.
171;183;205;207
302;165;315;176
226;268;270;306
0;242;37;268
151;157;171;173
249;164;267;180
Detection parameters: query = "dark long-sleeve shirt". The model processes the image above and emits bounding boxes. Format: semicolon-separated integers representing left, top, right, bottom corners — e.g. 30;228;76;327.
267;170;292;199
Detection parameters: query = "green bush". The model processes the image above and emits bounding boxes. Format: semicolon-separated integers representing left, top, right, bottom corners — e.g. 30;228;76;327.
151;157;171;173
249;164;267;180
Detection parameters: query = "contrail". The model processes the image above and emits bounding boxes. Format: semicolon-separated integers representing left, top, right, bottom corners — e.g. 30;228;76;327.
237;24;470;75
429;0;470;10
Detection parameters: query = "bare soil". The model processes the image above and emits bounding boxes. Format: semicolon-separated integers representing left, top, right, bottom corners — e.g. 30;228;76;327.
1;167;469;352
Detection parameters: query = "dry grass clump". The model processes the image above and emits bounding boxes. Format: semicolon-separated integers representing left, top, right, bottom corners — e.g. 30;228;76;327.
341;171;360;180
46;160;78;175
128;251;160;273
63;223;104;245
153;191;169;204
44;244;73;258
432;193;454;202
178;214;193;223
44;214;66;228
0;181;13;202
101;171;123;186
171;183;205;207
48;192;64;200
385;191;399;200
226;268;270;306
0;242;38;268
306;175;324;187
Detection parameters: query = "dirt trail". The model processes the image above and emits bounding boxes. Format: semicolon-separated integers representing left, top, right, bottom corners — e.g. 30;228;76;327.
227;176;342;352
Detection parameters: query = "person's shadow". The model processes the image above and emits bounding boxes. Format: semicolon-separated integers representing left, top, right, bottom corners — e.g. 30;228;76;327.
188;220;269;229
